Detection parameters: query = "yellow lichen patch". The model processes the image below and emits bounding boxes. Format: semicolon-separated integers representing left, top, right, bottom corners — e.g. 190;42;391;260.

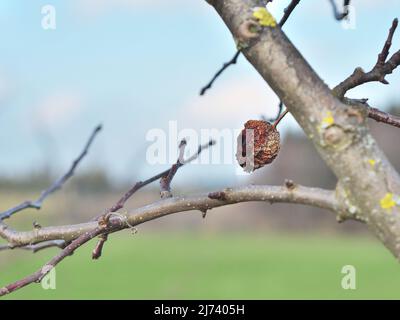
368;159;376;167
321;111;334;128
252;7;277;27
380;193;396;211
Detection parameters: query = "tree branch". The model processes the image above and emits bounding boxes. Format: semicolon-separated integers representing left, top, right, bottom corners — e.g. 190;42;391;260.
0;240;68;253
279;0;301;27
0;182;339;296
91;138;213;259
199;50;241;96
333;18;400;98
0;140;216;250
0;137;218;295
0;125;102;221
104;139;215;215
0;225;109;296
346;98;400;129
0;183;340;250
160;139;187;199
368;106;400;128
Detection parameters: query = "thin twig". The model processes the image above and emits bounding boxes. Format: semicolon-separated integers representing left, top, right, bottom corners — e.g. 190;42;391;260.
377;18;399;67
273;108;289;128
0;240;68;253
279;0;301;27
0;139;216;255
0;225;107;296
200;50;241;96
333;18;400;98
0;182;339;297
0;139;216;294
200;1;300;97
160;139;187;199
90;138;214;259
368;106;400;129
345;98;400;129
104;139;215;215
0;125;102;221
265;101;284;123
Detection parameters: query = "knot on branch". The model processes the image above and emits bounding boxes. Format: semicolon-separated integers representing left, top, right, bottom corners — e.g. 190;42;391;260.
323;125;346;147
343;104;366;125
236;19;262;49
208;191;228;201
317;110;358;151
284;179;296;190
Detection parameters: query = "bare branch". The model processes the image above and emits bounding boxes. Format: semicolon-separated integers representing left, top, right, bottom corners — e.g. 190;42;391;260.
160;139;187;199
104;139;215;215
0;240;68;253
345;98;400;129
0;221;97;248
90;138;211;260
333;18;400;98
377;18;398;67
200;1;300;97
181;140;216;164
0;225;108;296
262;101;284;123
279;0;301;27
272;108;289;128
0;139;215;256
0;182;339;296
0;125;102;221
91;138;213;259
0;182;340;251
368;106;400;129
199;50;241;96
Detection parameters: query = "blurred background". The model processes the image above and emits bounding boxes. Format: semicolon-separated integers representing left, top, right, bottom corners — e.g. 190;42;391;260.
1;0;400;299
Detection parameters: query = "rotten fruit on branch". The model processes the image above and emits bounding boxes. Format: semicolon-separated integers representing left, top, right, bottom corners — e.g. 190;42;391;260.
236;109;288;172
236;120;280;172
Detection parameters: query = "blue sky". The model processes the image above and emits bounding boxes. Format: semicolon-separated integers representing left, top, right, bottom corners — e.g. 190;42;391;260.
0;0;399;186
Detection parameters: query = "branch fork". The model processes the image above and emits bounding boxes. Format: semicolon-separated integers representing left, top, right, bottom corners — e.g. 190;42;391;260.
333;18;400;99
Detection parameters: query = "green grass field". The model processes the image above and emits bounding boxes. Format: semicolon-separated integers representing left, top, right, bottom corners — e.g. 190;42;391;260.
2;233;400;299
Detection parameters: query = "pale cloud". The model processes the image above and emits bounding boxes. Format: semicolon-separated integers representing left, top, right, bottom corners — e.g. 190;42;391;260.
34;92;84;129
179;76;280;131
